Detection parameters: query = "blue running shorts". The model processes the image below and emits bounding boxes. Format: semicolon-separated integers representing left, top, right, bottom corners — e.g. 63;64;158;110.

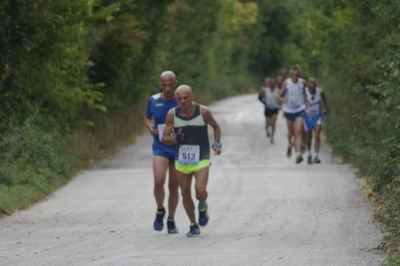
284;110;305;121
153;145;175;164
304;114;323;132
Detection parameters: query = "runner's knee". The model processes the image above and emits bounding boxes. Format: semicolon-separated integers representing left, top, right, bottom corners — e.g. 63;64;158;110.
195;188;207;200
294;129;302;137
154;176;165;187
180;186;191;198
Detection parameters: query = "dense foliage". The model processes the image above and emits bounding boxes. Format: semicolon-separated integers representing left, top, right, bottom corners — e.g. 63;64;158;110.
299;1;400;260
0;0;399;262
0;0;264;214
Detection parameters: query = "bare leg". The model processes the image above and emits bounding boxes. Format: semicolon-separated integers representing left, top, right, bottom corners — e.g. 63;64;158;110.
286;119;294;146
167;164;179;218
265;117;271;138
314;125;322;153
152;157;169;209
293;116;304;153
177;171;196;223
194;167;209;205
270;114;278;140
306;130;312;152
266;117;272;131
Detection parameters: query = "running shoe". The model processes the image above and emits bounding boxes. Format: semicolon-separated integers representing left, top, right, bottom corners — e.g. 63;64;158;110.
307;155;313;165
198;204;209;226
314;156;321;164
270;139;275;144
286;146;292;158
296;154;303;164
187;223;200;237
153;207;165;231
167;218;178;234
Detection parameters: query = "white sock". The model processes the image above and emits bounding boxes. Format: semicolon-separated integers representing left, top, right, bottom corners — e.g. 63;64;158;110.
314;152;319;158
295;152;301;157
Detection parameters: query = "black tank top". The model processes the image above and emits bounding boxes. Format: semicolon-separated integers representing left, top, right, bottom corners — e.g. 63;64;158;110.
173;104;210;163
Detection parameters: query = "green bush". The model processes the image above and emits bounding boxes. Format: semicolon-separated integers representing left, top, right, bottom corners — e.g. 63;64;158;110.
0;117;75;214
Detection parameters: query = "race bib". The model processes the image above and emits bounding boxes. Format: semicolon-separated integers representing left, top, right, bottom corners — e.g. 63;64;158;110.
306;103;321;118
288;93;300;109
157;124;166;142
288;101;300;109
178;145;200;165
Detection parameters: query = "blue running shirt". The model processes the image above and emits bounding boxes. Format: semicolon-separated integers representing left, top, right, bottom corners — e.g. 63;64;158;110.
145;93;178;150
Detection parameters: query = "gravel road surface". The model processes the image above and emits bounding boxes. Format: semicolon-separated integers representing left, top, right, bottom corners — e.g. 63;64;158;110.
0;94;384;265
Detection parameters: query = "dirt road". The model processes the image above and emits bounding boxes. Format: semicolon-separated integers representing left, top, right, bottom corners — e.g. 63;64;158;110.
0;95;384;265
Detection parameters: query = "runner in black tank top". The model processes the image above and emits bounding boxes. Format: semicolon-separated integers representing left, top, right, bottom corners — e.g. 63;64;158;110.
162;85;222;237
173;104;210;162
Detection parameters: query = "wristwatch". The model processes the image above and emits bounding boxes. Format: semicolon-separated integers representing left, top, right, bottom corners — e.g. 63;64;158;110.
212;142;222;148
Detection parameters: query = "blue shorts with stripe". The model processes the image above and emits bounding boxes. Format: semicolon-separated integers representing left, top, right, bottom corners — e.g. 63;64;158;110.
304;114;323;132
152;143;176;164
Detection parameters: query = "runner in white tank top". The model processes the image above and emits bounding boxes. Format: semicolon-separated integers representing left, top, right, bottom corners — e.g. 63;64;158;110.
278;65;307;164
282;77;306;113
265;84;280;110
304;78;329;164
258;78;280;144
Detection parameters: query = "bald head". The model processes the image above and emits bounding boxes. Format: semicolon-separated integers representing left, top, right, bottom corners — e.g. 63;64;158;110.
159;70;177;99
175;85;193;109
176;84;192;94
160;70;176;80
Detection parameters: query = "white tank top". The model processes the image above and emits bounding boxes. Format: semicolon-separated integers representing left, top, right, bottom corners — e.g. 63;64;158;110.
282;78;305;113
263;87;280;109
305;87;322;117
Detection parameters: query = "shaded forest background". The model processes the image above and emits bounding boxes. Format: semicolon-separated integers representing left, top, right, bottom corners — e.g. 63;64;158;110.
0;0;399;262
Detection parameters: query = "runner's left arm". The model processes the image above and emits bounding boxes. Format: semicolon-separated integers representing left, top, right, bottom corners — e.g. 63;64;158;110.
201;107;222;155
162;110;177;145
321;89;329;114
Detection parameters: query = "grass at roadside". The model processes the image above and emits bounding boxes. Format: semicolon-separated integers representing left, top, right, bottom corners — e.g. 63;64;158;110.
0;104;145;216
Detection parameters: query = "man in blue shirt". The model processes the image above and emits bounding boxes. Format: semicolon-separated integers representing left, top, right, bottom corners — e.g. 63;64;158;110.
144;71;179;233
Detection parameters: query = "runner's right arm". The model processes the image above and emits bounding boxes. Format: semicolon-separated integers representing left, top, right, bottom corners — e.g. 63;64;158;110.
144;96;158;137
144;116;158;137
277;81;288;104
258;87;266;105
162;111;177;145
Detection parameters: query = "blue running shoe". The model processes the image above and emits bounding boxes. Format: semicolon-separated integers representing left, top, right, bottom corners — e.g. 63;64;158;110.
187;223;200;237
153;207;165;231
167;218;178;234
198;204;209;226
